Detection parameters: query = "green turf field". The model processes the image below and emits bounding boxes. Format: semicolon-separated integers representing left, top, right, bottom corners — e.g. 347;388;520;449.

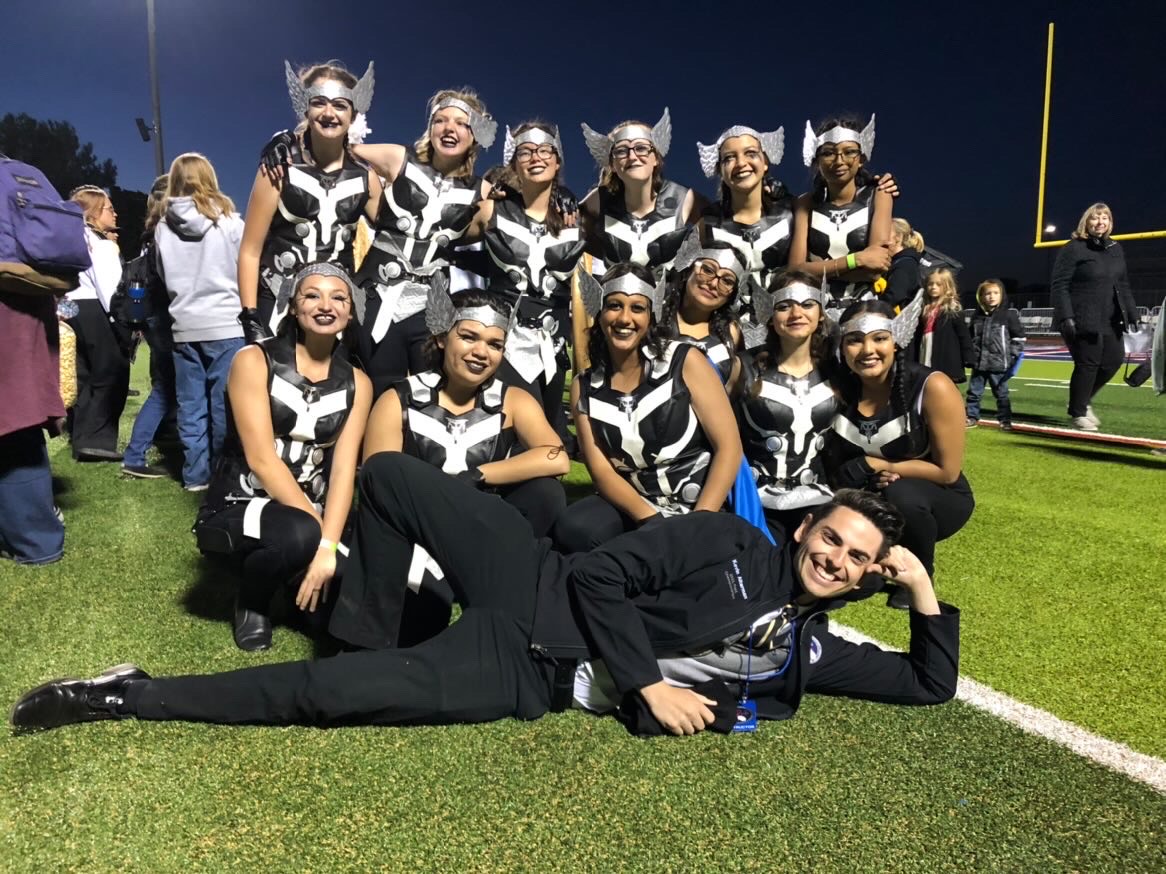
2;357;1164;871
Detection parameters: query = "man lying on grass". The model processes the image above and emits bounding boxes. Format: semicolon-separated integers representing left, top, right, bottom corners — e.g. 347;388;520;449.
11;453;958;737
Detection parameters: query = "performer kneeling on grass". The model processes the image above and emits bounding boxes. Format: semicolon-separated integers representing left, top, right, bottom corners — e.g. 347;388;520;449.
194;261;371;652
11;453;958;737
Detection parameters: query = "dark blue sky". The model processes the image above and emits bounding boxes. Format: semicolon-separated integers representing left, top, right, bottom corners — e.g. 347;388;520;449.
5;0;1163;290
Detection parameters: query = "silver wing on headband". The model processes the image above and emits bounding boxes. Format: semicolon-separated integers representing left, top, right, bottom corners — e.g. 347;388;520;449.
577;266;606;319
750;286;776;327
650;275;667;321
697;125;785;178
696;140;721;178
350;62;375;115
275;272;297;314
801;120;818;168
652;107;672;158
424;272;457;337
474;113;498;150
859;113;876;160
502;125;516;165
670;227;704;274
580;122;612;170
892;288;924;348
285;61;308;117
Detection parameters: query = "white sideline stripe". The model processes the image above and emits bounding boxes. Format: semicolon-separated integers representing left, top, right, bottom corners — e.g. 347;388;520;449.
831;623;1166;794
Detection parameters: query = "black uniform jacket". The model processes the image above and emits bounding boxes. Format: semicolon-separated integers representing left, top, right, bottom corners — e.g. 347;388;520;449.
530;511;960;720
1051;237;1139;334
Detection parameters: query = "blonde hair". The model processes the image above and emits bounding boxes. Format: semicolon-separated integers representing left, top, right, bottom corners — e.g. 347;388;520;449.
923;268;962;315
891;217;925;253
599;118;665;197
975;278;1004;308
69;185;110;226
165;153;235;222
1072;202;1114;239
415;87;487;179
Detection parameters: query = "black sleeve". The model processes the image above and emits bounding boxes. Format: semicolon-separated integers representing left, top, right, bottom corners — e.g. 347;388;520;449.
1050;244;1076;324
450;246;490;278
882;258;920;312
570;513;769;696
1007;308;1026;339
1113;245;1139;326
805;605;960;704
953;313;974;368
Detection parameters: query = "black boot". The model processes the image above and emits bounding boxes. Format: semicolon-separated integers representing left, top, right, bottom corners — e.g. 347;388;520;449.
233;596;273;651
886;586;912;610
10;663;150;733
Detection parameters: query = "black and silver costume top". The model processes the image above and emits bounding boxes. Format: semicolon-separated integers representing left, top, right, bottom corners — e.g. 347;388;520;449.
258;157;370;299
483;197;584;308
207;336;356;512
672;321;735;385
806;184;876;308
578;342;712;515
829;362;933;462
701;197;795;308
395;371;514;474
736;353;836;510
596;180;691;273
356;149;482;287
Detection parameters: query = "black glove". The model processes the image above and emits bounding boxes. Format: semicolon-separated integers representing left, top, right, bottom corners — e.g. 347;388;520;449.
239;307;272;345
455;467;486;489
1058;318;1076;344
834;457;876;490
259;129;302;174
552;185;578;222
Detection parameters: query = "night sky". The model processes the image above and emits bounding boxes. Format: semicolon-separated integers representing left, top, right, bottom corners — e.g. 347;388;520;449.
5;0;1163;292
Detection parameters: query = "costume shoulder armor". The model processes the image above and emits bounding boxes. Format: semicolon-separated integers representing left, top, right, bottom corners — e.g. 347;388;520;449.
480;378;506;413
403;371;442;408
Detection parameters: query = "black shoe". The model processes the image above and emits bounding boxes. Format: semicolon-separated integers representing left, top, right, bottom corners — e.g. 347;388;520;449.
126;388;141;397
886;586;912;610
999;421;1014;432
75;448;124;462
233;600;273;651
10;663;150;733
122;463;167;479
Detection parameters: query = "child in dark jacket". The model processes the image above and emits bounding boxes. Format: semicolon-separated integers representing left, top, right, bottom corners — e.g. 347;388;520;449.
965;278;1025;430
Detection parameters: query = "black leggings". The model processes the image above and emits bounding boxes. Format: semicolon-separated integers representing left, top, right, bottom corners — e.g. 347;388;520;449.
497;357;570;444
1067;324;1124;417
880;475;975;578
195;501;321;613
67;299;130;456
552;494;640;554
358;308;430;399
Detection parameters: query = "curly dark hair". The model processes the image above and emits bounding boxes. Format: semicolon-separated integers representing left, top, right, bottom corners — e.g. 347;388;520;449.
420;290;512;373
585;262;667;373
808;115;877;202
658;263;739;370
276;261;360;358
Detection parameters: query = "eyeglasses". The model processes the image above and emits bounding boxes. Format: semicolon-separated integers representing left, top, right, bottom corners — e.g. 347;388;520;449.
774;300;820;313
514;144;557;163
611;142;654;161
695;261;738;291
816;147;862;163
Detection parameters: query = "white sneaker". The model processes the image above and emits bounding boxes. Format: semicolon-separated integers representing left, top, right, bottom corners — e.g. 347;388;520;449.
1085;405;1100;426
1072;416;1099;432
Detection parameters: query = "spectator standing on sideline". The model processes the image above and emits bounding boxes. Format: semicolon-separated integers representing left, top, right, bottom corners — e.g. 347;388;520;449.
154;154;245;492
121;175;176;478
1050;203;1139;431
965;279;1025;431
0;290;66;564
881;218;924;312
65;187;127;461
914;268;971;385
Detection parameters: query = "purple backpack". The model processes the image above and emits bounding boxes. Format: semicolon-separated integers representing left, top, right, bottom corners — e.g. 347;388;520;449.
0;155;91;273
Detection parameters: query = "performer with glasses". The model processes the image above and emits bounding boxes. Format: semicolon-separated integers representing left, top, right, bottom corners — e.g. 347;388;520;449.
579;110;703;276
788;115;894;315
552;263;742;553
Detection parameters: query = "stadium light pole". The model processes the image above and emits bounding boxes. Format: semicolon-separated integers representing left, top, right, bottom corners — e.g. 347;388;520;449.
146;0;165;177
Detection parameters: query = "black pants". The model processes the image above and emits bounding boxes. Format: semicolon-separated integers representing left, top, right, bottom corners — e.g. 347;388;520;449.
881;474;975;577
133;454;554;727
67;299;130;457
195;501;322;614
1067;325;1124;417
552;493;639;553
497;356;570;444
358;306;430;399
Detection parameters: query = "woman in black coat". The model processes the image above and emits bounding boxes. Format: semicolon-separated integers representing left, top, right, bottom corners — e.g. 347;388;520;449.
1050;203;1139;430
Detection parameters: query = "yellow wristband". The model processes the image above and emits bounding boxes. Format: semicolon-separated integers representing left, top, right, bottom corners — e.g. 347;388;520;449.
846;253;858;270
318;538;339;553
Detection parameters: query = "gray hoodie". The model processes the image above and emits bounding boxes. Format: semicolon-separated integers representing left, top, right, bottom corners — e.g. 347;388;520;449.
154;197;245;343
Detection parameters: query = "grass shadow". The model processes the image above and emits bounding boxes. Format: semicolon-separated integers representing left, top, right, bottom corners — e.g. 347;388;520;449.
1023;443;1166;469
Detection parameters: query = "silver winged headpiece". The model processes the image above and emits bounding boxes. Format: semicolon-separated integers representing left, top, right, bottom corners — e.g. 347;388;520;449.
429;96;497;149
424;273;510;336
751;281;826;326
696;125;785;178
838;290;923;350
671;227;748;284
503;124;564;166
577;267;667;321
580;107;672;170
802;114;876;167
285;61;375;117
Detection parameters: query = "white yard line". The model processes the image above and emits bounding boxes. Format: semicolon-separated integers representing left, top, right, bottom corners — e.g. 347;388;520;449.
832;623;1166;794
